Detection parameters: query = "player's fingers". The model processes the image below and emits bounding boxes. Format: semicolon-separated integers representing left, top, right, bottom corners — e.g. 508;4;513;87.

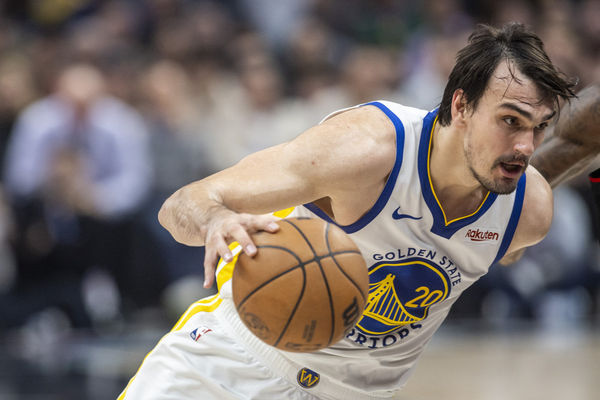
204;235;232;287
263;220;280;233
229;224;257;257
245;214;280;233
213;235;234;264
203;247;218;288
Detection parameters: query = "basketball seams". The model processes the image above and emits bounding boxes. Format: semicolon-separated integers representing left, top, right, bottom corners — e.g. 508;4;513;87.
236;245;361;313
233;218;368;352
236;246;305;310
285;219;337;346
325;228;368;304
273;260;307;348
261;245;362;263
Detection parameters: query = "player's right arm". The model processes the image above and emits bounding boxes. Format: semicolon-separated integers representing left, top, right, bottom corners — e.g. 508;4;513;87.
158;105;396;287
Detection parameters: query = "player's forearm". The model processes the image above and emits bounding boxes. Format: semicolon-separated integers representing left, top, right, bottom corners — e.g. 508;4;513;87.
531;136;598;188
531;83;600;188
157;151;301;248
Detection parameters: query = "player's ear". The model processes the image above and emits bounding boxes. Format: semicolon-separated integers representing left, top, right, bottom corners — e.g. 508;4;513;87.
451;89;468;125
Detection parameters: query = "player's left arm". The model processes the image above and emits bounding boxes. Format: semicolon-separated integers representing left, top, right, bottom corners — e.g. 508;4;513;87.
499;167;553;265
531;83;600;188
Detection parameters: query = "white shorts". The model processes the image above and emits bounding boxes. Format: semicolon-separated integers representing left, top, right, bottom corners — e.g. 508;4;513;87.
119;243;385;400
118;294;319;400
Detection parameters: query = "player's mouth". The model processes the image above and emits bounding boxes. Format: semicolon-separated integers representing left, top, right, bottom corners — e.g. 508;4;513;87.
499;161;524;179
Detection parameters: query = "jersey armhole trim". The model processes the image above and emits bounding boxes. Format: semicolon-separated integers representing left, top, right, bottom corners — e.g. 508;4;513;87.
303;101;405;234
492;173;527;265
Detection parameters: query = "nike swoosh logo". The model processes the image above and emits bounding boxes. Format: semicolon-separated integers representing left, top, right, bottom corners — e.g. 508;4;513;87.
392;207;422;220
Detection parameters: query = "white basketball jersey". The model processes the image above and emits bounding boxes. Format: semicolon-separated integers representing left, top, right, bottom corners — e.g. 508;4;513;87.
120;101;528;400
279;101;527;397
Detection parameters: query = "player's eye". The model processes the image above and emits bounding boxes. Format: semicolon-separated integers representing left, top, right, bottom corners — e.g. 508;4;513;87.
503;116;517;126
535;122;548;131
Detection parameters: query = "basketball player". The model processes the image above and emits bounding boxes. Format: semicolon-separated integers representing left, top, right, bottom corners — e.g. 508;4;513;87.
119;23;598;399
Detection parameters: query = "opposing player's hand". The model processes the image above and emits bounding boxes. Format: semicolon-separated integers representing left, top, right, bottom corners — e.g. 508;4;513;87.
203;212;280;288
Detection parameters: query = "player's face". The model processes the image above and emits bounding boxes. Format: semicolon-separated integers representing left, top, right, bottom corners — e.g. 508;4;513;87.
463;62;555;194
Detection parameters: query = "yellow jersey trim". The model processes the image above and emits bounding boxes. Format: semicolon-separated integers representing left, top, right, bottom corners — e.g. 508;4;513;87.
273;207;295;218
117;295;224;399
426;116;491;226
118;242;242;399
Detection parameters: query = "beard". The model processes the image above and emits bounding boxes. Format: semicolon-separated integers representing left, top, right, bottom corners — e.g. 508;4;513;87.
465;145;528;195
468;164;520;194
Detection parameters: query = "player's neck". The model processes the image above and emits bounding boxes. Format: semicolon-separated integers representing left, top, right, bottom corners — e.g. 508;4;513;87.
429;123;488;219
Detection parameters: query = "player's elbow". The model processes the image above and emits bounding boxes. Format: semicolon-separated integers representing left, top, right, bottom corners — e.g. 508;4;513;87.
157;198;171;232
157;194;180;240
158;191;192;245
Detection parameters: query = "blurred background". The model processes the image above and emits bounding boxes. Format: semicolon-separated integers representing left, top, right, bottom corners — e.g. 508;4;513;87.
0;0;598;399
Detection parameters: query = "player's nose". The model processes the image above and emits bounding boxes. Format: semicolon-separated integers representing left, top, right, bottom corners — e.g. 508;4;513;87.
513;130;535;157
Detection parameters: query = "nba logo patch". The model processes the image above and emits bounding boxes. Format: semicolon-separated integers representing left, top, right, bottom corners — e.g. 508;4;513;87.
190;326;212;341
297;367;320;388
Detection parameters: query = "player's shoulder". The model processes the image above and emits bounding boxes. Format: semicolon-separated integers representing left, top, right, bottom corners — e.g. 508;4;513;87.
370;100;430;119
315;100;429;167
318;101;397;147
301;101;417;191
362;100;430;131
322;100;429;129
520;166;554;243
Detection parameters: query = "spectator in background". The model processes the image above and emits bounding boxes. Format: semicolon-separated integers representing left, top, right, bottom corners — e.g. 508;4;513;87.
1;63;152;328
283;17;341;100
397;31;469;110
137;59;215;316
309;45;400;116
0;53;39;174
0;53;36;320
0;187;15;296
237;0;311;51
575;0;600;83
204;32;312;171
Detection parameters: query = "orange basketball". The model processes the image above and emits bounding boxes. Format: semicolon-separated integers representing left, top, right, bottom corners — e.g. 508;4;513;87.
232;217;369;352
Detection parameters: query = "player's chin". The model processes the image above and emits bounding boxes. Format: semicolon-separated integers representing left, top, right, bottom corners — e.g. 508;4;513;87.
488;175;520;195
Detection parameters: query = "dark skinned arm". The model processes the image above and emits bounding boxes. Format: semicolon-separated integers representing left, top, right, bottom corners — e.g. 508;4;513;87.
501;84;600;265
531;83;600;187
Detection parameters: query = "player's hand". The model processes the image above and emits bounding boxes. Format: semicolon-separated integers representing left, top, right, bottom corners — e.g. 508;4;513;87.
203;212;280;288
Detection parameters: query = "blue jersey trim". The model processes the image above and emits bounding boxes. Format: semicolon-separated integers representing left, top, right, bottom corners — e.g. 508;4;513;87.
417;109;498;239
492;173;527;264
303;101;405;234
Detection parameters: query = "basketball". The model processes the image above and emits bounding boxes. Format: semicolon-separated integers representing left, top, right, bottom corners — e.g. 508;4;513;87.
232;217;369;352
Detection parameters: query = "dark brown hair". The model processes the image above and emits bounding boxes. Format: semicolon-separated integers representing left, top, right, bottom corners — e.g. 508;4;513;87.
438;23;577;126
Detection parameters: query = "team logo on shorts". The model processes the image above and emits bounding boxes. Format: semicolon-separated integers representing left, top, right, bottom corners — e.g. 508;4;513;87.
297;367;320;388
356;258;451;336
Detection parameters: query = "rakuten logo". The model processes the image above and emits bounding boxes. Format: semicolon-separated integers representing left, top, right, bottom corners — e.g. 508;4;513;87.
465;228;499;243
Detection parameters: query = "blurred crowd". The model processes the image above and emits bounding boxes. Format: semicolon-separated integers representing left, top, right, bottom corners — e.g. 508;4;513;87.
0;0;598;337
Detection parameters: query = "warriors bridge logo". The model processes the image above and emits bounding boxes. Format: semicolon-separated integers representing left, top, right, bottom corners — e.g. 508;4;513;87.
356;258;451;336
